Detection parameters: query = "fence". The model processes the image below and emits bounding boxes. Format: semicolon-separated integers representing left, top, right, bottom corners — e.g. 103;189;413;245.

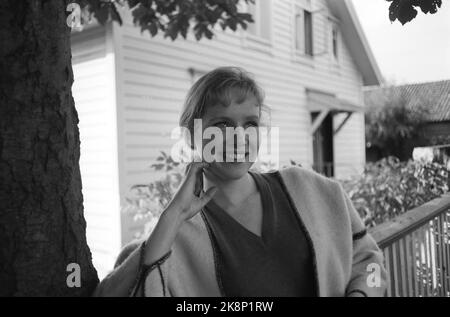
369;193;450;297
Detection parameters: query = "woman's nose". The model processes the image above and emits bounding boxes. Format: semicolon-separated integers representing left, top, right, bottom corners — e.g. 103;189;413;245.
224;127;247;153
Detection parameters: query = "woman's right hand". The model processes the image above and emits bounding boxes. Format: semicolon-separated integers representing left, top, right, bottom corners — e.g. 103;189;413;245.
142;162;217;265
94;163;217;296
165;162;218;224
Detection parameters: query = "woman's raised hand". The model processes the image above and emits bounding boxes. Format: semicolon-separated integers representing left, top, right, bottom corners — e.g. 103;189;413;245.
166;162;218;223
142;162;217;266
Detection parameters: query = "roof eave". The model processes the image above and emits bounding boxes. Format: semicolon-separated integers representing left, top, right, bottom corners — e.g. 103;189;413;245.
327;0;384;86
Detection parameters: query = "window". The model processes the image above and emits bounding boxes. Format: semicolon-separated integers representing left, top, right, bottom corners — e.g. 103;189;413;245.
246;0;272;42
304;10;313;56
331;23;339;61
294;6;314;56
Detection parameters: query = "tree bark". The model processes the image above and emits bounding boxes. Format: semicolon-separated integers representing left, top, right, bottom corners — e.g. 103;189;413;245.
0;0;99;296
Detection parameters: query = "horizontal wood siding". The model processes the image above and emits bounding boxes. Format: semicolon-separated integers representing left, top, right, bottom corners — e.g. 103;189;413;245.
71;25;121;279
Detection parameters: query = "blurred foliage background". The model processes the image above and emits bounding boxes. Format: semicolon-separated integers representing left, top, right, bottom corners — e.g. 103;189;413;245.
340;156;448;228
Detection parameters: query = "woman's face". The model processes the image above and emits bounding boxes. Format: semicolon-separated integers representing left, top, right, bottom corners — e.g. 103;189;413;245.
198;93;261;181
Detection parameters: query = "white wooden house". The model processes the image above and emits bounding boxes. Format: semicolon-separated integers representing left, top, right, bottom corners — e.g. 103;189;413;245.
70;0;382;278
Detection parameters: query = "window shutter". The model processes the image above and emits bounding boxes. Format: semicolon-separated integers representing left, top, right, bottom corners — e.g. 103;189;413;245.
295;9;305;52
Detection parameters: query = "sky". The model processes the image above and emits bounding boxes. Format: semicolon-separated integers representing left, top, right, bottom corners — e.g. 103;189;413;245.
351;0;450;85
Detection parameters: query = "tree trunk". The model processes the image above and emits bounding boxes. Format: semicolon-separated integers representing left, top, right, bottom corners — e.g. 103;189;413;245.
0;0;99;296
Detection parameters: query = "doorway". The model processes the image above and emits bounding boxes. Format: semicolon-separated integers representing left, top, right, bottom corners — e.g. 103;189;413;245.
311;112;334;177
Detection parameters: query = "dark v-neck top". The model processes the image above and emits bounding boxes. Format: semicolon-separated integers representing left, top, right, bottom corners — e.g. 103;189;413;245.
201;170;317;297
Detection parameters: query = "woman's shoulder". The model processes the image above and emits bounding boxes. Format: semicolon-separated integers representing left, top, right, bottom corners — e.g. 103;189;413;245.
277;165;343;197
248;165;343;202
277;166;361;231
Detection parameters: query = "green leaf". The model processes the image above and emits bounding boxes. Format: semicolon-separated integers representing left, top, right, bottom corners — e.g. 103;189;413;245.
387;0;441;24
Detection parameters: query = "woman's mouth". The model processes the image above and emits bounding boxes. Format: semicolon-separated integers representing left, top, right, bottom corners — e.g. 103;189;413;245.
224;152;249;162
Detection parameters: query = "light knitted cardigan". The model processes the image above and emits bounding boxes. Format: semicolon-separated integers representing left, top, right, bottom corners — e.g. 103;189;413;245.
98;166;388;297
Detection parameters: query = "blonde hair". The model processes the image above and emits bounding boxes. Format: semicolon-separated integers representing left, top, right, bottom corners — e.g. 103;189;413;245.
179;66;269;149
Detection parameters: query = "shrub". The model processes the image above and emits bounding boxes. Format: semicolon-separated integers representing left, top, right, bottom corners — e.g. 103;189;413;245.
122;152;184;237
340;156;449;228
365;89;429;161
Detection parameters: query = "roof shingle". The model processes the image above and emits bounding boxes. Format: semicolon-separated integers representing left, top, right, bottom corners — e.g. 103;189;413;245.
364;80;450;122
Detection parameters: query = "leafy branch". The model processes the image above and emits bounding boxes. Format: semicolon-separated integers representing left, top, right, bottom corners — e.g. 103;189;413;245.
75;0;255;40
387;0;442;25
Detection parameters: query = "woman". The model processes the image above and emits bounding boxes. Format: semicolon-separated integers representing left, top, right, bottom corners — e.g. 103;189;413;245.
94;67;387;297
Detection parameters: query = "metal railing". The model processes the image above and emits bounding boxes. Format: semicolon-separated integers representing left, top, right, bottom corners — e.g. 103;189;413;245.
369;193;450;297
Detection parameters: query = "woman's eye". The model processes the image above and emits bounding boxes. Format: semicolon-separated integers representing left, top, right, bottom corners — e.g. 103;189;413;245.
212;121;258;129
245;121;259;128
214;122;229;129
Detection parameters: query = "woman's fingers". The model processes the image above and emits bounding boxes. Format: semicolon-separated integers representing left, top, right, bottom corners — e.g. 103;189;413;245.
185;162;208;178
184;187;218;219
176;162;214;218
197;186;218;208
185;162;208;195
186;161;209;173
